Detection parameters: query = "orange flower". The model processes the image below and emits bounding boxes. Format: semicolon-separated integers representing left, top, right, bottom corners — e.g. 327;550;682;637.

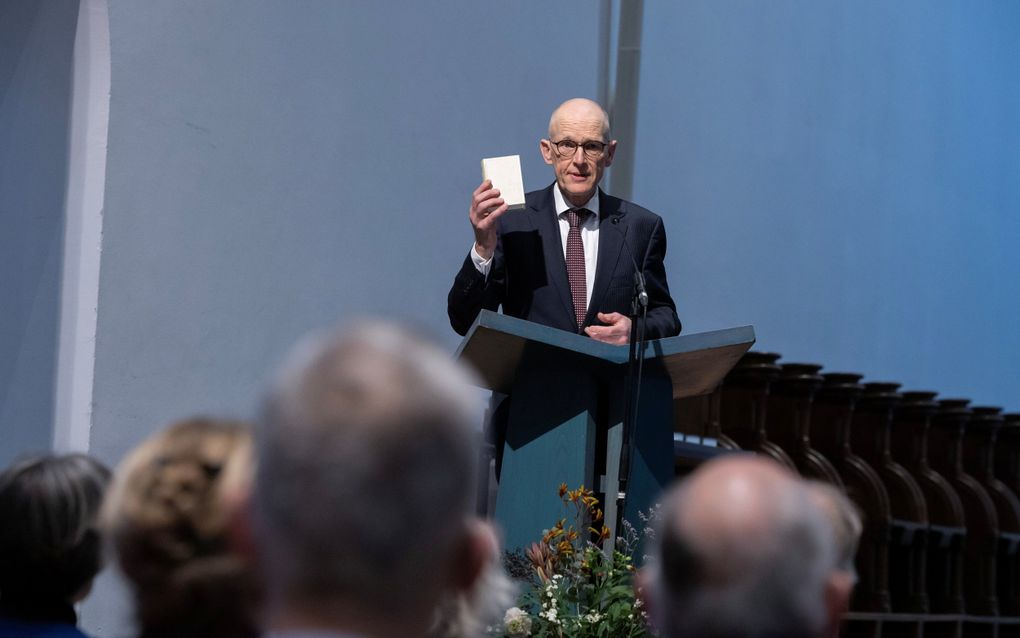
558;482;568;497
527;542;557;582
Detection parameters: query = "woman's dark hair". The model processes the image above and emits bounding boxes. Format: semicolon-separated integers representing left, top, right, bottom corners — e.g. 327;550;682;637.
0;453;112;600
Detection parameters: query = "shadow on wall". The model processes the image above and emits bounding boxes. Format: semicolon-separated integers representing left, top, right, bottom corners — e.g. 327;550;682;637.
0;0;80;467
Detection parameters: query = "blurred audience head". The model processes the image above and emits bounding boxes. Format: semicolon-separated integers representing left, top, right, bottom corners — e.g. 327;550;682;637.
425;522;516;638
806;480;862;583
0;454;111;619
253;321;494;638
806;480;861;637
102;417;258;638
647;455;845;638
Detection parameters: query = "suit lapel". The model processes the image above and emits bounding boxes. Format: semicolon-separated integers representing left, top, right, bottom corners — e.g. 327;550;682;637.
533;185;578;329
586;190;627;326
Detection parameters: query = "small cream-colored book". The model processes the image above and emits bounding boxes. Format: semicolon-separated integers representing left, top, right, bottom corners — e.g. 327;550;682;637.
481;155;526;210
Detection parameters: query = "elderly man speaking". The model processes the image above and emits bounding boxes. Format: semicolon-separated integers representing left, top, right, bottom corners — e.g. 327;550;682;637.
448;98;681;343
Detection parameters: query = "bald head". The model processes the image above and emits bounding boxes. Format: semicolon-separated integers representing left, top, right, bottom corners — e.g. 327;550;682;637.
548;98;611;140
540;98;617;207
670;457;802;580
651;456;838;638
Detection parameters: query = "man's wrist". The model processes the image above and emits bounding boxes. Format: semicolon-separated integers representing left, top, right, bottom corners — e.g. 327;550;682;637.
473;242;494;262
470;243;493;276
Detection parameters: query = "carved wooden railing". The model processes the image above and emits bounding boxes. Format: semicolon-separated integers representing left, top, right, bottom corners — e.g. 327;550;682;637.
675;350;1020;638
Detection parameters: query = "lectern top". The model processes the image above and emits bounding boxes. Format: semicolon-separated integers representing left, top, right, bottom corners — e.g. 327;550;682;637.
455;310;755;398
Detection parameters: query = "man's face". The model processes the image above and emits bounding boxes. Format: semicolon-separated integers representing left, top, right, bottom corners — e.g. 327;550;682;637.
540;109;616;208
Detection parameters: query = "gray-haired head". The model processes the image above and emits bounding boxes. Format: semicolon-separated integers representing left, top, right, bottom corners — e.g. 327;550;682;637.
253;321;484;619
0;453;111;602
649;456;837;638
806;481;862;584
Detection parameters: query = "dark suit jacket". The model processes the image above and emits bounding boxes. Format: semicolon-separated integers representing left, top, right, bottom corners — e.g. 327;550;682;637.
448;184;681;339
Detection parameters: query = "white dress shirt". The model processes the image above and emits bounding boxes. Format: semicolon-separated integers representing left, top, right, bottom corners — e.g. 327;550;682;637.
470;187;600;312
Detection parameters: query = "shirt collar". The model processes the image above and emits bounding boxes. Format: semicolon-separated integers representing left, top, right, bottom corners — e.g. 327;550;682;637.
553;185;600;219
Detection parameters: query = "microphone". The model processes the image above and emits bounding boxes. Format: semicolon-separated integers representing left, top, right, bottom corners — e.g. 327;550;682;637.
606;213;650;530
610;216;648;308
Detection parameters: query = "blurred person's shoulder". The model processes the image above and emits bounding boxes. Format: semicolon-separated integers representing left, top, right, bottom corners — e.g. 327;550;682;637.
0;618;91;638
264;631;367;638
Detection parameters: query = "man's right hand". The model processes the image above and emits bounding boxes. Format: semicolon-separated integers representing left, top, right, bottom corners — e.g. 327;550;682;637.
469;180;509;261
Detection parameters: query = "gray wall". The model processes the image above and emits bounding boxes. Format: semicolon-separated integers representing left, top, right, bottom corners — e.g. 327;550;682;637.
88;0;602;465
0;0;79;467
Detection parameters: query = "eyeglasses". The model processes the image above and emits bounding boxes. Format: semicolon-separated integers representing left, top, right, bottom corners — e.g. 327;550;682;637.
550;139;608;160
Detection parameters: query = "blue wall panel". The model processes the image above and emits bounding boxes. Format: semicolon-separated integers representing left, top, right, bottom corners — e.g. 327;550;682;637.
0;0;78;466
634;1;1020;405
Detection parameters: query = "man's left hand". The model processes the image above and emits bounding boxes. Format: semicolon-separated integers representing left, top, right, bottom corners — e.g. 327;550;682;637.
584;312;631;345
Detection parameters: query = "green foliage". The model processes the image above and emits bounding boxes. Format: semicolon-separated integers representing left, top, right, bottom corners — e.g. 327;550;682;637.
491;484;655;638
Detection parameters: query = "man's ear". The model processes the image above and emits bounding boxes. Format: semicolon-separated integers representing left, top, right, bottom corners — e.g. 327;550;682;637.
603;139;618;167
823;572;854;638
539;139;555;166
449;519;499;593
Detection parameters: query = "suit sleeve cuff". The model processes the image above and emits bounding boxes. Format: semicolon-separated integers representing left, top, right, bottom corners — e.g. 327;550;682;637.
470;244;492;277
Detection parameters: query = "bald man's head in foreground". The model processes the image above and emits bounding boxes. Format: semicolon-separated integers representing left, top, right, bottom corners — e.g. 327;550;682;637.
647;456;853;638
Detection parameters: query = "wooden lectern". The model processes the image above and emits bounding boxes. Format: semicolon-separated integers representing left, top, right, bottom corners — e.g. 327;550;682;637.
456;310;755;550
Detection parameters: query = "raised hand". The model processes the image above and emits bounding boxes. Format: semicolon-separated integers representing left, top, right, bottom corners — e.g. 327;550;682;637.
469;179;510;260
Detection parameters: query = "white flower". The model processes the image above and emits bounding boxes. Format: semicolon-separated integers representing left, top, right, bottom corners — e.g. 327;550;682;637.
540;607;559;624
503;607;532;636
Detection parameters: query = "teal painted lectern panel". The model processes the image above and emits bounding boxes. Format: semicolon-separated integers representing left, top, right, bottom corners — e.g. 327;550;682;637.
494;344;600;551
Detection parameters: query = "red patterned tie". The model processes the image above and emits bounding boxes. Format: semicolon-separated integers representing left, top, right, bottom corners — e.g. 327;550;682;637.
565;208;589;331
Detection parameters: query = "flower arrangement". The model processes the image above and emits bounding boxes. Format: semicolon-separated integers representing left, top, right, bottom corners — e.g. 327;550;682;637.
492;484;654;638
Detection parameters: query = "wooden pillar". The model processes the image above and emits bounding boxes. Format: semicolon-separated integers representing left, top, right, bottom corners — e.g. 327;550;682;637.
718;351;795;469
768;363;843;486
852;382;929;613
890;391;966;613
812;372;892;612
929;399;999;616
964;406;1020;616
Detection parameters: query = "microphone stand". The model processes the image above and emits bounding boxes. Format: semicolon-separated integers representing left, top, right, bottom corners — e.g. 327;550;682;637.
615;268;648;539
